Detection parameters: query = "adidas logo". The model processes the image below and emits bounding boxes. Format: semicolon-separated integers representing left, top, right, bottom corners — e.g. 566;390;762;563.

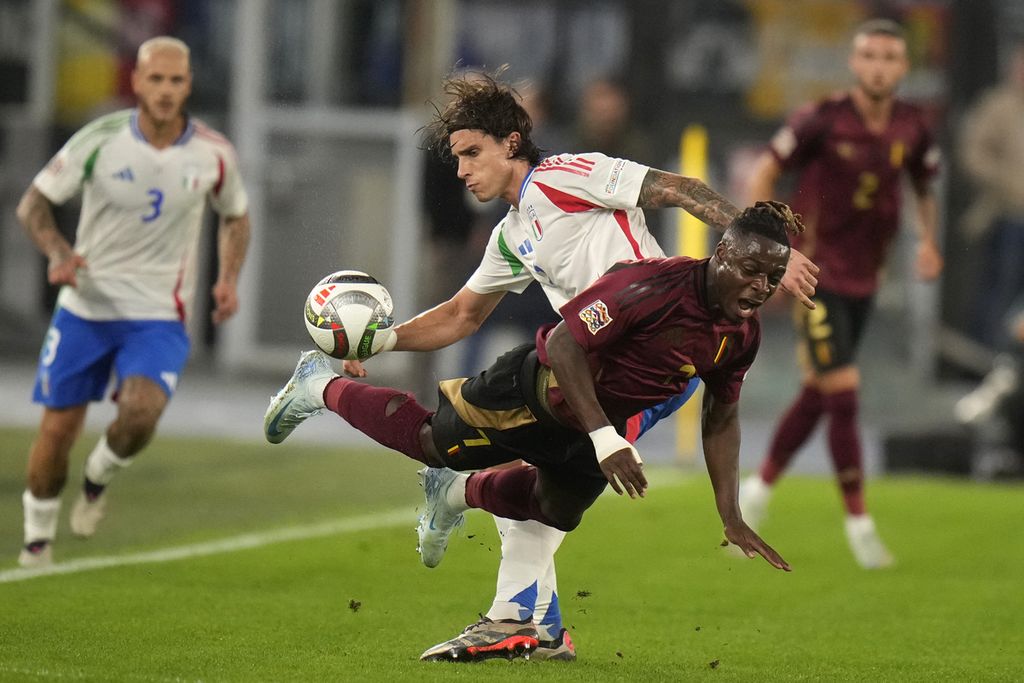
112;167;135;182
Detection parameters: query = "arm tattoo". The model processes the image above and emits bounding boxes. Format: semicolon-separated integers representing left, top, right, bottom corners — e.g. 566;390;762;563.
638;169;740;232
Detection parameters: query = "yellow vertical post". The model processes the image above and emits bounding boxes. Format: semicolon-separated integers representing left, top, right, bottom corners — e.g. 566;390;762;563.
675;125;709;465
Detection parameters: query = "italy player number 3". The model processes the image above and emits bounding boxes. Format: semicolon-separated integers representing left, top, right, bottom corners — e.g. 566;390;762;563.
142;188;164;223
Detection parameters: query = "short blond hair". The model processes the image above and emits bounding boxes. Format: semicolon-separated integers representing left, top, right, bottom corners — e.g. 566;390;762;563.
137;36;190;65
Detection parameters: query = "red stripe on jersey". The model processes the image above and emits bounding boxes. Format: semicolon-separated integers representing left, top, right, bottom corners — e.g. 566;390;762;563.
533;182;599;213
533;165;591;177
213;155;225;196
625;413;643;444
172;267;186;322
539;155;595;168
193;123;229;145
613;209;642;258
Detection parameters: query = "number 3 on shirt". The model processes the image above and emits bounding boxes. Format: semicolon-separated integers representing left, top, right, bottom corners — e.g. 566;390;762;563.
142;188;164;223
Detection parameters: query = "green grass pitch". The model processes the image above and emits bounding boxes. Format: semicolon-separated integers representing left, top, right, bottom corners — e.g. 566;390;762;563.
0;426;1021;681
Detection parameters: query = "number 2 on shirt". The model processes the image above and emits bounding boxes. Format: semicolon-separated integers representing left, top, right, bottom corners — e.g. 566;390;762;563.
852;172;878;210
142;188;164;223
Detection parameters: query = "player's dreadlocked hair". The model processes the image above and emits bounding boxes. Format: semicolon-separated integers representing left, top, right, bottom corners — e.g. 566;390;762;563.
422;67;543;165
729;200;804;247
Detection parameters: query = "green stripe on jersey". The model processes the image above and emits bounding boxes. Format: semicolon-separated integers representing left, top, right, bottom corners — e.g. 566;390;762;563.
497;231;524;275
67;110;132;154
83;146;101;182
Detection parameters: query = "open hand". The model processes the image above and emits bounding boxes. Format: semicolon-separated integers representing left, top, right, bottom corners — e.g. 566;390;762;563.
723;520;791;571
781;248;819;310
599;447;648;499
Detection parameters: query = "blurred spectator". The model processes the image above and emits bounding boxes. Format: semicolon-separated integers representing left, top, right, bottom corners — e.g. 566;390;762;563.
958;43;1024;348
570;77;654;164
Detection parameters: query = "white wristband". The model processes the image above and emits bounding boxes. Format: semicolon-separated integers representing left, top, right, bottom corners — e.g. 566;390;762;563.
380;330;398;353
589;426;641;464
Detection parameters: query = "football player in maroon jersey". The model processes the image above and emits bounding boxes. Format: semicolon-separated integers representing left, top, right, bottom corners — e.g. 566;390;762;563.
270;201;796;552
739;18;944;569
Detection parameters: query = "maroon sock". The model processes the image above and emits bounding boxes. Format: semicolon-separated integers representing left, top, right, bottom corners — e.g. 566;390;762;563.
823;389;865;516
464;468;556;527
323;378;430;463
759;385;825;484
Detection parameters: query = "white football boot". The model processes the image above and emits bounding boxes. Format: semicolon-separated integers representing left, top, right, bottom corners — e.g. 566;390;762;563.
738;474;773;531
416;467;467;568
18;541;53;568
70;492;107;537
844;514;895;569
264;350;334;444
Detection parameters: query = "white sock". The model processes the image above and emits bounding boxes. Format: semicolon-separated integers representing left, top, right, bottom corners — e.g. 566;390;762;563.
493;515;512;542
23;490;61;544
83;436;133;486
534;558;562;641
445;472;469;513
486;520;566;624
310;375;332;408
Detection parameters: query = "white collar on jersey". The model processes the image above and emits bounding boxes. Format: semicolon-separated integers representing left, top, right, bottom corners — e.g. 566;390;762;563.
130;109;196;147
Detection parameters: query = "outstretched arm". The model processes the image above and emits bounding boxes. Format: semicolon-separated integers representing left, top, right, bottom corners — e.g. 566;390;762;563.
211;212;251;324
637;169;740;231
701;391;790;571
342;286;505;377
545;323;647;498
640;167;819;309
16;184;86;287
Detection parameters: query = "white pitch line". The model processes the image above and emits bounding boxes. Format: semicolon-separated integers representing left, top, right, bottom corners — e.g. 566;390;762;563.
0;507;415;584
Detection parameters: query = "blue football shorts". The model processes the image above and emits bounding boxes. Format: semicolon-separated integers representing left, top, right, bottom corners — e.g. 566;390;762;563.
32;308;190;408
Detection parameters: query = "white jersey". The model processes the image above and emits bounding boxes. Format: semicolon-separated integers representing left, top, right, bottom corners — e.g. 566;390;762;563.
33;109;248;322
466;153;664;310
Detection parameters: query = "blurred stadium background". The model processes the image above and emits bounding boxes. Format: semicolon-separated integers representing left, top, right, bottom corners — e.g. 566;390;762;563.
2;0;1020;475
2;1;1024;679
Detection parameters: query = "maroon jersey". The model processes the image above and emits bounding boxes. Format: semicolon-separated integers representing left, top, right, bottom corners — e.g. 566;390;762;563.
770;93;940;297
535;257;761;429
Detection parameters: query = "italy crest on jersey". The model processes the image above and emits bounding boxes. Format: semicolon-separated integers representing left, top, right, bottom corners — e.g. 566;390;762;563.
579;300;612;335
182;164;201;191
526;205;543;241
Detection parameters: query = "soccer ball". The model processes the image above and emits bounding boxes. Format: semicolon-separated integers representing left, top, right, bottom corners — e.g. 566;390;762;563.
303;270;395;360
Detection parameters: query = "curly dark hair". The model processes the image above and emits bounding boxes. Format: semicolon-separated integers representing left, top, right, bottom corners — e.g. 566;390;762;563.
728;200;804;246
421;68;543;165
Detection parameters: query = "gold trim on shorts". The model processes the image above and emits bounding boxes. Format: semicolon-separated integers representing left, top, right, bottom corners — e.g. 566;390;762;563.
438;378;537;431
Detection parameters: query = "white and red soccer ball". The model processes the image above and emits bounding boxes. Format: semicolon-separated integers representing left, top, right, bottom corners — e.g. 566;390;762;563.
303;271;395;360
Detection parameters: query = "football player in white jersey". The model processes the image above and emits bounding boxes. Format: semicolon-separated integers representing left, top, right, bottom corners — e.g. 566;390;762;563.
15;37;250;567
265;70;818;661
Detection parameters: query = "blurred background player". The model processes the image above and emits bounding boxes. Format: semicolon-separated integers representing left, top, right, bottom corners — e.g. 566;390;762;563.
15;37;251;567
267;69;818;661
738;19;943;569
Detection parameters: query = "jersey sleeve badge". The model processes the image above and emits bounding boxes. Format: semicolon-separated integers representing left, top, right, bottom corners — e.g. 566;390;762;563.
579;300;613;335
